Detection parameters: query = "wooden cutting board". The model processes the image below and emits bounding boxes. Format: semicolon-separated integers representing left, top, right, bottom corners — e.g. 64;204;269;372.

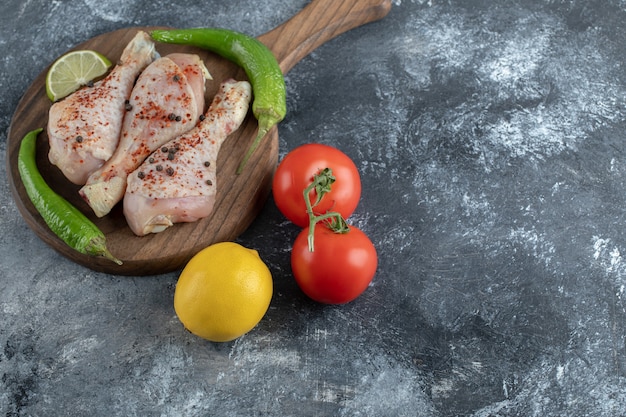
5;0;391;275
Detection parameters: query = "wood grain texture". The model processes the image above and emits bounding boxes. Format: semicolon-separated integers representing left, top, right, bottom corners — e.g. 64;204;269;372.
5;0;391;275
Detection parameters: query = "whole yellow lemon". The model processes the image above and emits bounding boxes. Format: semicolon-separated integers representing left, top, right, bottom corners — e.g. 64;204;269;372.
174;242;273;342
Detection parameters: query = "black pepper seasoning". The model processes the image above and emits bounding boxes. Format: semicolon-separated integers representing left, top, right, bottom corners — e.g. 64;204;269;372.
173;74;180;82
75;135;83;143
166;167;175;176
137;171;145;179
156;165;163;171
204;161;210;167
206;179;213;186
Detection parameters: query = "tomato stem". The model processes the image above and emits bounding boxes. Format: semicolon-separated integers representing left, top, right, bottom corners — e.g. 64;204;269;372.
304;168;350;252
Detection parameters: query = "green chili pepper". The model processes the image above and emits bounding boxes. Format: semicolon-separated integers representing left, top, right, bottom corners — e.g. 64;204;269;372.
150;28;286;174
18;128;122;265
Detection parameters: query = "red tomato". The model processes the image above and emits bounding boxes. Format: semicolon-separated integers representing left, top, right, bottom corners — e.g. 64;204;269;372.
272;144;361;227
291;224;378;304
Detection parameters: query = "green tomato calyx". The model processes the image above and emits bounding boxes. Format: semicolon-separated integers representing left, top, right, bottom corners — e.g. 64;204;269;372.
304;168;350;252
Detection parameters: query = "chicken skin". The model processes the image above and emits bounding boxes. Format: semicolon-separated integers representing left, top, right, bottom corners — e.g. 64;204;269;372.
123;79;251;236
80;53;210;217
47;31;157;185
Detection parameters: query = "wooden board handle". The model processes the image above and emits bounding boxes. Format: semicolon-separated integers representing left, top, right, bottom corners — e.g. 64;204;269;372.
258;0;392;74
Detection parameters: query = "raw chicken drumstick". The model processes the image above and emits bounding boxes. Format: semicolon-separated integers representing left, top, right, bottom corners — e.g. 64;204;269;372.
123;79;252;236
48;31;158;185
80;53;210;217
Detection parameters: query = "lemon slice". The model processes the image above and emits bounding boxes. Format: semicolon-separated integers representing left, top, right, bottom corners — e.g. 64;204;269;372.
45;50;112;102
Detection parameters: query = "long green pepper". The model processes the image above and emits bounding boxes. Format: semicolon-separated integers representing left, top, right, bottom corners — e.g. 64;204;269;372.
150;28;287;174
18;128;122;265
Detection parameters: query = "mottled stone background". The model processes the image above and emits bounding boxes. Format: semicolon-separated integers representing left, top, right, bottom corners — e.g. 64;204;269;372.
2;0;626;415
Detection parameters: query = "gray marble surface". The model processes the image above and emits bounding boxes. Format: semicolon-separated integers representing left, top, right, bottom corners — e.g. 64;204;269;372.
2;0;626;416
